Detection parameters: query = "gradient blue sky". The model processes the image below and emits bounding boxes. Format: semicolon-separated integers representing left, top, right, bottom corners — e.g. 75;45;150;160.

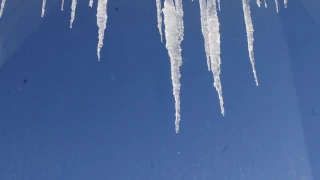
0;0;319;179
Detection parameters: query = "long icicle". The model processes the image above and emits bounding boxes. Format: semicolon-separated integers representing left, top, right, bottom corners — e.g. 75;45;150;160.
163;0;184;133
96;0;108;61
70;0;78;28
175;0;184;133
199;0;211;71
156;0;164;43
242;0;259;86
207;0;225;115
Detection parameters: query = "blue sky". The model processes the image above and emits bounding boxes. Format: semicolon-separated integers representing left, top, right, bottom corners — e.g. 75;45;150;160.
0;0;319;179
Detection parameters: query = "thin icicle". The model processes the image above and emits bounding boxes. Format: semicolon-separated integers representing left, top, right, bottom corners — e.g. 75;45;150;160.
275;0;279;12
0;0;6;18
156;0;163;43
96;0;108;61
61;0;65;11
264;0;267;8
70;0;78;28
175;0;184;133
256;0;261;7
199;0;210;71
174;0;184;33
216;0;220;11
207;0;225;115
89;0;93;7
284;0;287;8
242;0;259;86
163;0;184;133
41;0;46;17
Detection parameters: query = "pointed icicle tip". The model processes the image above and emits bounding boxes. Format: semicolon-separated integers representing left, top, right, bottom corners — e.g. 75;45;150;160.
41;0;46;17
70;0;78;28
156;0;163;43
0;0;7;18
264;0;267;8
256;0;261;7
242;0;259;86
163;0;184;133
96;0;108;62
217;0;221;11
275;0;279;13
61;0;65;11
284;0;287;8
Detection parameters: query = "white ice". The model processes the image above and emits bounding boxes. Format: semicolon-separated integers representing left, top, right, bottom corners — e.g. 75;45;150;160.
61;0;65;11
96;0;108;61
163;0;184;133
207;0;225;115
156;0;163;43
242;0;259;86
41;0;46;17
0;0;6;18
70;0;78;28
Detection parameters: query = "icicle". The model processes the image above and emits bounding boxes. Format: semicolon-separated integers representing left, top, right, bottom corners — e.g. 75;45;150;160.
41;0;46;17
284;0;287;8
174;0;184;30
264;0;267;8
199;0;210;71
96;0;108;61
156;0;163;43
0;0;6;18
61;0;65;11
242;0;259;86
163;0;184;133
207;0;225;115
175;0;184;133
216;0;220;11
256;0;261;7
70;0;78;28
275;0;279;12
89;0;93;7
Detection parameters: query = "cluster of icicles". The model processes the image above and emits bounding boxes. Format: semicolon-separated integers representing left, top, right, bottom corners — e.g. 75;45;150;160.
0;0;288;133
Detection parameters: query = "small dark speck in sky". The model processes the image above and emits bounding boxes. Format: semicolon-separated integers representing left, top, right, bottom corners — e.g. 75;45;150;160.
221;147;228;154
150;161;154;169
17;79;28;90
115;7;119;11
